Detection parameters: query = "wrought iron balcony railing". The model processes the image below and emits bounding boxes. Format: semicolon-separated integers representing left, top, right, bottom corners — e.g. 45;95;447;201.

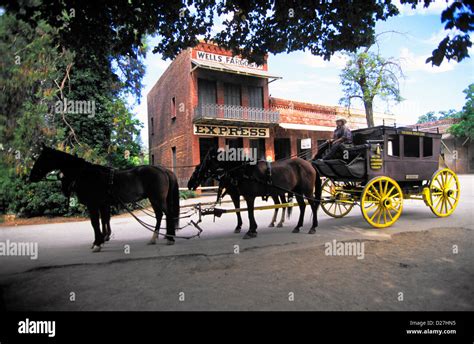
194;104;280;124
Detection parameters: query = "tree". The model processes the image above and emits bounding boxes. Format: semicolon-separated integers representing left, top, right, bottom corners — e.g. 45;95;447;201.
438;109;458;120
0;9;145;216
417;111;439;124
449;83;474;139
416;109;459;124
416;0;473;66
2;0;470;66
339;45;404;127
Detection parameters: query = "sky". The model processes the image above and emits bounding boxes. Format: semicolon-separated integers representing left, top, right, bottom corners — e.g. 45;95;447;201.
131;1;474;146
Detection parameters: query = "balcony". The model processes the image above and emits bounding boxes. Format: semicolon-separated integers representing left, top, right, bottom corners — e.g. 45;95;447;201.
193;104;280;125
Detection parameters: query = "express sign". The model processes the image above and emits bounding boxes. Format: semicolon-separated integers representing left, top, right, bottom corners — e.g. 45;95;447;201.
193;124;269;138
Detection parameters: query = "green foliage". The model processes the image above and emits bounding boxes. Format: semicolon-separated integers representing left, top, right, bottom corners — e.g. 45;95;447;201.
2;0;401;65
340;48;404;127
419;0;473;66
179;190;197;200
449;83;474;139
0;173;86;217
0;9;146;217
417;109;458;124
4;1;468;67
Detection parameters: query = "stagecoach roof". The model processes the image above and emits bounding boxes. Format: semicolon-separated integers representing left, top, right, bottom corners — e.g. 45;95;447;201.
352;125;442;138
191;59;282;80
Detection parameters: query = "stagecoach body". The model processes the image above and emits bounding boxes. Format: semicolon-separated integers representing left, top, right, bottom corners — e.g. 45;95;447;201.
312;126;460;228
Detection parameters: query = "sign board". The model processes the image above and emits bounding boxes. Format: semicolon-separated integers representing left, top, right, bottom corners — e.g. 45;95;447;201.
399;130;425;137
300;138;311;149
193;124;269;138
195;50;264;70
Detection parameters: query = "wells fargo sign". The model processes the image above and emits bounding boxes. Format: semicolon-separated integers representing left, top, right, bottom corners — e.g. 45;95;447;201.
195;50;264;70
193;124;269;138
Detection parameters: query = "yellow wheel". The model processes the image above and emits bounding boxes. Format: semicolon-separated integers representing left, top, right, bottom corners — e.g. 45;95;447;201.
361;176;403;228
426;168;460;217
321;179;355;218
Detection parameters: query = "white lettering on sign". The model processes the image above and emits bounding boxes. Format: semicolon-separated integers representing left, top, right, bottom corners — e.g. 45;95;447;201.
301;138;311;149
195;51;264;70
193;124;269;138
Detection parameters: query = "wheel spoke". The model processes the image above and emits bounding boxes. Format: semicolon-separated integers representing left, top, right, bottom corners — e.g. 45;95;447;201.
376;207;383;224
386;208;394;220
383;181;389;197
434;195;443;210
370;207;381;221
385;185;396;198
370;185;382;199
365;203;378;212
366;190;380;200
445;196;453;210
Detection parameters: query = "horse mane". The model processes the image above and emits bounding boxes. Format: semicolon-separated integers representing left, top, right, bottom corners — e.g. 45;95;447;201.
45;147;103;170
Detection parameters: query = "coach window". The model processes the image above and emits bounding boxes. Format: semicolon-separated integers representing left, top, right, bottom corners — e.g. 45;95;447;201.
423;137;433;157
150;117;154;136
151;154;155;165
171;97;176;120
224;83;241;106
404;135;420;158
387;135;400;157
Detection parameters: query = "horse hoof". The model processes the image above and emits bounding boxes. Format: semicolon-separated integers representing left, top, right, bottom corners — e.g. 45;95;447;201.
308;228;316;234
243;232;257;239
166;239;175;246
292;228;300;234
90;243;95;249
268;223;275;228
277;223;283;228
234;228;241;234
92;245;101;253
104;235;110;242
147;240;156;245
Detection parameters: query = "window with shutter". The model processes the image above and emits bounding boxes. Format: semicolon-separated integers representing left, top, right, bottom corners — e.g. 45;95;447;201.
248;86;263;108
198;79;217;105
224;83;241;106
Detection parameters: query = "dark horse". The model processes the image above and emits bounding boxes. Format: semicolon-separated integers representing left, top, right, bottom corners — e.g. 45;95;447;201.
29;145;180;251
188;148;322;238
213;173;292;233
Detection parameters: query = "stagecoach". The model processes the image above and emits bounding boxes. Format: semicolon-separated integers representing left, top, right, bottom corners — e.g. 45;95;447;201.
312;125;460;228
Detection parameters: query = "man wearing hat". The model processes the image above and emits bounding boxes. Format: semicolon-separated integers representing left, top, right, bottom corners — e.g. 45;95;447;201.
323;117;353;160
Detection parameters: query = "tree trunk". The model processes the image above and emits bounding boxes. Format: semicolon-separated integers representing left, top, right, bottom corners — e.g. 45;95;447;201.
364;100;375;127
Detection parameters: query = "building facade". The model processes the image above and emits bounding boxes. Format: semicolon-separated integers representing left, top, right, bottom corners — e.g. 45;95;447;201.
147;42;395;185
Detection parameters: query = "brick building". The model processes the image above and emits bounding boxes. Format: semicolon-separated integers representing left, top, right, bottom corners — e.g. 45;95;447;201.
147;42;395;185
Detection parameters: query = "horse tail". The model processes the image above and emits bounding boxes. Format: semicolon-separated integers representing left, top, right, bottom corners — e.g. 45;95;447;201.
167;174;180;229
286;193;293;219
